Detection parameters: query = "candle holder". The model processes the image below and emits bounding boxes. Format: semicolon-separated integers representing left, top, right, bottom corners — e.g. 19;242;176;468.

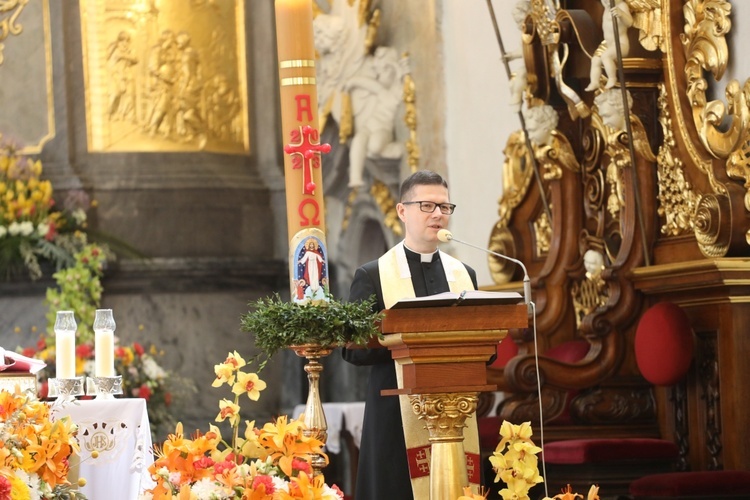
86;376;123;400
48;377;85;403
290;343;334;476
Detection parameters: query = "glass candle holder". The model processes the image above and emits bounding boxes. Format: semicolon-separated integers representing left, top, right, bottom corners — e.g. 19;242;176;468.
86;375;123;400
48;376;85;403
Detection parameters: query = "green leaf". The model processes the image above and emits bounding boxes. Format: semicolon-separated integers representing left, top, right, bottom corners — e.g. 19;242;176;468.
239;293;383;361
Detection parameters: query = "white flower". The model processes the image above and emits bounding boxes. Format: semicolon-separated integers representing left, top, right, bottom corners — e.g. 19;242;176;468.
190;477;229;499
323;484;345;499
15;470;43;500
19;221;34;236
234;463;252;477
8;220;35;236
168;471;182;485
271;476;290;493
71;208;87;225
253;456;281;476
83;359;96;376
36;222;50;238
142;355;167;380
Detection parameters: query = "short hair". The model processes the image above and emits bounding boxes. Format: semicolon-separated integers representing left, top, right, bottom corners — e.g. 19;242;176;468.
399;170;448;201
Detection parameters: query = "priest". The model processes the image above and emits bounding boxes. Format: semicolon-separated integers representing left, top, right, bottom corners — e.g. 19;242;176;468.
342;170;479;499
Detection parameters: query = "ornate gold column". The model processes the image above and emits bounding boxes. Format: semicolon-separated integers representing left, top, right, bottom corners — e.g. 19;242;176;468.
410;392;479;500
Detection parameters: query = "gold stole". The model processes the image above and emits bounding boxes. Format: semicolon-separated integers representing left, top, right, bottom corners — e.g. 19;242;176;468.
378;242;481;497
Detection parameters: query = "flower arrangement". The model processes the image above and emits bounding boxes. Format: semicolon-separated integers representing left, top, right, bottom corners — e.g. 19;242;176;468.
0;137;92;281
0;388;86;499
19;243;194;439
489;421;544;499
240;293;382;367
141;351;345;499
488;420;600;500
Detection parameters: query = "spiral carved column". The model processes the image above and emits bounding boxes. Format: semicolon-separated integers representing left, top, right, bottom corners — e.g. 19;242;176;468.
410;392;479;500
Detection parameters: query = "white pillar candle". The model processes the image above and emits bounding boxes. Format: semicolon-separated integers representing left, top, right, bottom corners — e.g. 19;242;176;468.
95;329;115;377
56;330;76;379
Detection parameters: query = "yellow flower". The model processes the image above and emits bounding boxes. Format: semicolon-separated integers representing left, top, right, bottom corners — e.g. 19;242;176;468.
257;415;326;477
239;420;265;459
232;371;267;401
458;486;489;499
8;473;31;500
278;471;328;500
216;398;241;427
212;351;247;387
586;485;600;500
549;484;584;500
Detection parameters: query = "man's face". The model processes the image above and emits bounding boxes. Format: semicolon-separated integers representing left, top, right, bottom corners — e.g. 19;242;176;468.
397;184;451;253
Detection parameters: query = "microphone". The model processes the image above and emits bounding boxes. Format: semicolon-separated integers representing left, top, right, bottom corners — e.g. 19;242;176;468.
437;229;532;306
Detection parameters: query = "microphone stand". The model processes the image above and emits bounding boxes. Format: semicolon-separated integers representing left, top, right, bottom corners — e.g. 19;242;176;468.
441;231;549;497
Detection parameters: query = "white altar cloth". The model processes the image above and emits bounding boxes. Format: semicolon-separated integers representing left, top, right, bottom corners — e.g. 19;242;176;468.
292;401;365;453
51;398;155;500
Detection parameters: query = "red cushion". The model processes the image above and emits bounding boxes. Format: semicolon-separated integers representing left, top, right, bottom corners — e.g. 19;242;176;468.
543;438;679;464
630;471;750;496
545;340;590;363
635;302;693;386
491;338;519;369
478;416;502;450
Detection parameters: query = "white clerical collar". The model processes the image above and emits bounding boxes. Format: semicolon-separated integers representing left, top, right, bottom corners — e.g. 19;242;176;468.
403;243;438;263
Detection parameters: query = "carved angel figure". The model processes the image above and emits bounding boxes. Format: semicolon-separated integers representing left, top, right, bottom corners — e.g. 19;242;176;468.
594;87;632;130
507;0;532;111
586;0;634;91
595;88;655;162
345;47;409;188
572;248;609;327
523;104;579;177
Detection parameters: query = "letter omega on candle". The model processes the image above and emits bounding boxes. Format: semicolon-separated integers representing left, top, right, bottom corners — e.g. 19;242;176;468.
95;330;115;377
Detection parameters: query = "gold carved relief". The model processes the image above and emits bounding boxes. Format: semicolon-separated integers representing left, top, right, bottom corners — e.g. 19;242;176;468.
79;0;249;153
533;209;551;258
369;180;402;238
680;0;747;161
629;0;664;52
0;0;28;66
656;83;698;236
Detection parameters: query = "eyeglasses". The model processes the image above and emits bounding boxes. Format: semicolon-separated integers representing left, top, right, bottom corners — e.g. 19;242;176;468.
402;201;456;215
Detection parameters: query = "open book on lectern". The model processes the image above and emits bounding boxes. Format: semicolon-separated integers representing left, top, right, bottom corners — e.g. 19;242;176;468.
389;290;523;309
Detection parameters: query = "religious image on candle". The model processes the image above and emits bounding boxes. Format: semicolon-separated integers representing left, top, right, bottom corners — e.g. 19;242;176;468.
54;311;77;379
290;229;329;303
93;309;116;377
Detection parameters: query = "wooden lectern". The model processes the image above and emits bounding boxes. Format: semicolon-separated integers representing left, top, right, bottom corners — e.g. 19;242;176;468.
379;302;528;500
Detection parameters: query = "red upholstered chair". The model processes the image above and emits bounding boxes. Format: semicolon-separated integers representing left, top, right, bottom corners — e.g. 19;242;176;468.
542;302;750;499
629;470;750;500
542;302;693;496
625;304;750;498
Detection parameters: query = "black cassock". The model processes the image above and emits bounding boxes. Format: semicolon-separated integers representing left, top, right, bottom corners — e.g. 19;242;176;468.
342;248;477;500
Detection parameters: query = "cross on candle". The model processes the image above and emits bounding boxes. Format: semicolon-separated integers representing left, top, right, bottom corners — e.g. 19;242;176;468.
284;125;332;195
